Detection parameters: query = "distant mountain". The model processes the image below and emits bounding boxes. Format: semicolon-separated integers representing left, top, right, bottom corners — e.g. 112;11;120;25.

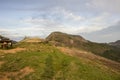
109;40;120;48
46;32;120;62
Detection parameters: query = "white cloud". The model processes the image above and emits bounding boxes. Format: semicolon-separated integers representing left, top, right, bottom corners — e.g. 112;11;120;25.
21;8;116;35
24;7;85;24
0;28;15;32
88;0;120;13
0;7;119;41
75;13;116;33
81;22;120;42
66;13;83;21
87;13;112;28
21;8;86;34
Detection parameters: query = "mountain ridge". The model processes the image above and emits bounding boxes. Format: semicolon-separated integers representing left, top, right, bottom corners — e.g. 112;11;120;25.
46;31;120;62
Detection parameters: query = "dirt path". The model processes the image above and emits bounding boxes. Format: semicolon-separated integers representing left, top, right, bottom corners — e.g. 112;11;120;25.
0;47;26;54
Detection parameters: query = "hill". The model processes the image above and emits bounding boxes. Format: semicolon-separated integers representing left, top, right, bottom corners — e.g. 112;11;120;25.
46;32;88;47
109;40;120;48
21;37;44;43
0;42;119;80
0;32;120;80
46;32;120;62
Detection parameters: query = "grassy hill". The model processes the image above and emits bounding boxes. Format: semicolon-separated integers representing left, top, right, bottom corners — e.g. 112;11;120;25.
0;33;120;80
46;32;88;47
20;37;44;43
46;32;120;62
0;42;120;80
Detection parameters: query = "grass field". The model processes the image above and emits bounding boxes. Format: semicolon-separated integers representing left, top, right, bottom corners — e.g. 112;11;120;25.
0;42;120;80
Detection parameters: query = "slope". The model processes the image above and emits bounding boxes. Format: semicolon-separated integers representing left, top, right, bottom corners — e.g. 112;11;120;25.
0;42;120;80
109;40;120;48
46;32;120;62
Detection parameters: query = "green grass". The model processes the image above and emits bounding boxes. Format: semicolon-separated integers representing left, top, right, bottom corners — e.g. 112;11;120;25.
46;32;120;62
0;42;120;80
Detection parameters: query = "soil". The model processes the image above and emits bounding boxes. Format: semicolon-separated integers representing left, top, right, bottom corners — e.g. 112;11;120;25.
0;66;34;80
0;47;26;54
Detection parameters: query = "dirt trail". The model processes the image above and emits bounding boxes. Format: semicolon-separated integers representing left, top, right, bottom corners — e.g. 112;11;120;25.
0;47;26;54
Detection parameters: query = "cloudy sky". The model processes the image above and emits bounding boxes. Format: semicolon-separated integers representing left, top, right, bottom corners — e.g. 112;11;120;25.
0;0;120;42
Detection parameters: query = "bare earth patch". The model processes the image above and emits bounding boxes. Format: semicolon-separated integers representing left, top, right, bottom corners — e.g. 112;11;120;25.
19;67;34;78
0;47;26;54
0;61;4;67
0;66;34;80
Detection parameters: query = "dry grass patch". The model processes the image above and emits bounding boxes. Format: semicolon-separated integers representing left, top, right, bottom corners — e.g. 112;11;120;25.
0;66;34;80
0;61;4;67
58;47;120;73
0;47;26;54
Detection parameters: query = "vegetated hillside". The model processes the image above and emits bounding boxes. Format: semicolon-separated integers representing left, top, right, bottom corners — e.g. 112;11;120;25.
0;42;120;80
109;40;120;48
46;32;120;62
46;32;88;47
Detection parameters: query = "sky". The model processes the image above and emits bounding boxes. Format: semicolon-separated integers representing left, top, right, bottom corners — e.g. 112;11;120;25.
0;0;120;42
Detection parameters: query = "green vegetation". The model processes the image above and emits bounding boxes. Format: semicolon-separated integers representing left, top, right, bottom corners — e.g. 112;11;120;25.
78;42;120;62
102;47;120;62
0;42;120;80
41;55;54;80
47;32;120;62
